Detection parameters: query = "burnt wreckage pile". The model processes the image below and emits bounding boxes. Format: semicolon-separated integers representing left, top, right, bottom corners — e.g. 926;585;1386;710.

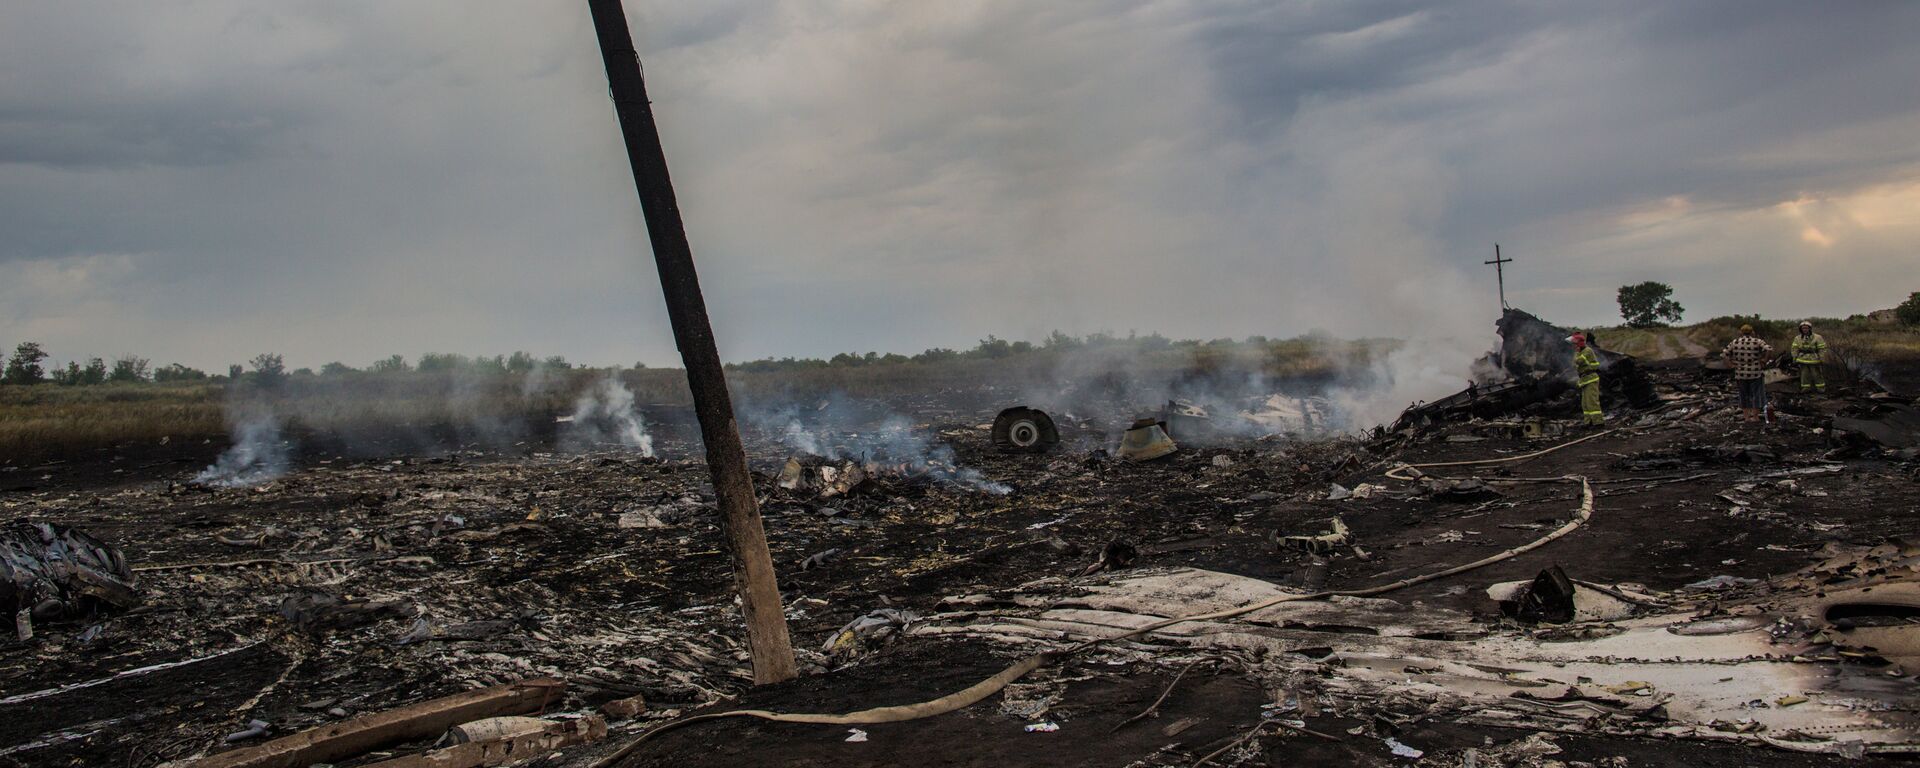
1384;309;1659;436
3;521;139;638
5;313;1920;766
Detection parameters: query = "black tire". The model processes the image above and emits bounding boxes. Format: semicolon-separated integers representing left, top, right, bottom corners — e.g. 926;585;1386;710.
991;407;1059;453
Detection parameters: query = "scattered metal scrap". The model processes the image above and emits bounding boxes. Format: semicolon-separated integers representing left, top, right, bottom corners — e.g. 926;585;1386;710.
1117;418;1177;462
1276;517;1350;556
2;521;139;629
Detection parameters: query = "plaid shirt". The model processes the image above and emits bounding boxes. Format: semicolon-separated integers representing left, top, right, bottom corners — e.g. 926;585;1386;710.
1724;335;1774;380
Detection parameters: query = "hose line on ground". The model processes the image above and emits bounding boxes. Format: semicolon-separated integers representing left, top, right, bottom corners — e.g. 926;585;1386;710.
592;459;1598;767
1384;428;1619;481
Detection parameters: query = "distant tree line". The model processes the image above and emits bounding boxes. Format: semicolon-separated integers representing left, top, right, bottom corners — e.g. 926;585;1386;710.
724;330;1310;373
0;344;577;387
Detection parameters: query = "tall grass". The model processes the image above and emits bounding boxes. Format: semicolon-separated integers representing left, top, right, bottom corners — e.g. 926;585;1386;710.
0;382;226;463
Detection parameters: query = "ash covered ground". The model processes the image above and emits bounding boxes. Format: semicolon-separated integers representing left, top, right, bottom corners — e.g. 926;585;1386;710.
5;347;1920;767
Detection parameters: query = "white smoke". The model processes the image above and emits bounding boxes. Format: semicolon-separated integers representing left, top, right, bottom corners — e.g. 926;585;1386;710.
746;397;1009;495
1001;332;1494;438
781;418;823;456
195;410;291;487
559;376;655;456
1325;335;1489;431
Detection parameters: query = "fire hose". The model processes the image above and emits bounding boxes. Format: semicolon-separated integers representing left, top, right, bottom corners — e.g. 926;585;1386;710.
593;440;1603;767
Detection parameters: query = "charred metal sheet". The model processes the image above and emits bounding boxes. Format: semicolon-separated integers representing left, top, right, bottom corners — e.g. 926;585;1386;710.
1117;419;1176;462
1159;400;1213;441
1;521;139;620
1833;403;1920;449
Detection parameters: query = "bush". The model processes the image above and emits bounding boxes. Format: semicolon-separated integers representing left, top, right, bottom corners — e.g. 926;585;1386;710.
370;355;410;373
109;356;150;383
1897;292;1920;326
154;364;209;382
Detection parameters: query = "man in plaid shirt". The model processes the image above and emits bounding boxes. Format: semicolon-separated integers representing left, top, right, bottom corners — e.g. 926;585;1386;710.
1723;324;1774;422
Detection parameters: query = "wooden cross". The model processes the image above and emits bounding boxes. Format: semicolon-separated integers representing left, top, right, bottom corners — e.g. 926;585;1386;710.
1484;244;1513;310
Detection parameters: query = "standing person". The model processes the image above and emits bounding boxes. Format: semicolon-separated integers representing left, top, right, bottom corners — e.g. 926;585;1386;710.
1723;324;1774;422
1572;333;1604;426
1792;321;1828;395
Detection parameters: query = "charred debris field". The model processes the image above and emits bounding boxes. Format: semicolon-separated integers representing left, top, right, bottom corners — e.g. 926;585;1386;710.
5;316;1920;768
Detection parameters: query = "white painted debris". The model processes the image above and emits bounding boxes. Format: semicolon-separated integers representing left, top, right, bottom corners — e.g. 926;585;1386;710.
1385;737;1423;758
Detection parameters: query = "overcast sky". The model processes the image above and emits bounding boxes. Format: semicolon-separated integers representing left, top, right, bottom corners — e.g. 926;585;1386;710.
4;1;1917;371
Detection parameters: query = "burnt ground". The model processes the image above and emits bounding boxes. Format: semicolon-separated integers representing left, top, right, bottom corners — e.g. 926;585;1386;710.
3;362;1918;767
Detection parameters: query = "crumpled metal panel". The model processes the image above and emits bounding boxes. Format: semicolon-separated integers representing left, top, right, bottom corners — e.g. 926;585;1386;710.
1;521;140;620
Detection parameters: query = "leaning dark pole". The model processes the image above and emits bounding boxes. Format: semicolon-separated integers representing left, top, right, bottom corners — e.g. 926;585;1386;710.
586;0;797;684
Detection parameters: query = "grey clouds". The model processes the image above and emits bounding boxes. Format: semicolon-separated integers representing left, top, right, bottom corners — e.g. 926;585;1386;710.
3;1;1917;371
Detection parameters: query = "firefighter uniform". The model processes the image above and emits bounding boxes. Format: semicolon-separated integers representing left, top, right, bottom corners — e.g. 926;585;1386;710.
1574;345;1603;425
1792;329;1827;394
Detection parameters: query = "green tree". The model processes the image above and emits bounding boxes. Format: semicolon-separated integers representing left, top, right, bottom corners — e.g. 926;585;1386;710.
1617;281;1685;328
109;356;150;383
973;335;1013;358
320;361;356;376
370;354;410;373
79;358;108;385
3;342;49;384
1897;292;1920;326
154;363;209;382
417;353;468;372
249;353;286;387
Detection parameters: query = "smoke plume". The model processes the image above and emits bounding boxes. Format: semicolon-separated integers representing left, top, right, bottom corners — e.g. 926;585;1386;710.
195;408;291;488
559;376;655;456
741;394;1008;494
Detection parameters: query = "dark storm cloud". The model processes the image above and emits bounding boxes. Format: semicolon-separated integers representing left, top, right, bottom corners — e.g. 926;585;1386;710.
2;1;1917;379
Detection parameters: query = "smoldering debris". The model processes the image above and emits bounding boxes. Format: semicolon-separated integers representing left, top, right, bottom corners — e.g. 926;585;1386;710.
774;449;1010;498
764;410;1010;495
1381;308;1659;438
195;411;291;488
559;377;656;456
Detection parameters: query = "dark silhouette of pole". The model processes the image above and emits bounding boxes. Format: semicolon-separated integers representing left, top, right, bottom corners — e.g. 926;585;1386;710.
1485;244;1513;310
586;0;796;684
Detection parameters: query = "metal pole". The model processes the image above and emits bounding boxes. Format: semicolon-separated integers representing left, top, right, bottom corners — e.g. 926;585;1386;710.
585;0;796;684
1484;244;1512;310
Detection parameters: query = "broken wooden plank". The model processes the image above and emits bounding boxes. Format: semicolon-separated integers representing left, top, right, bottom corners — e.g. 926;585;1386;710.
188;678;564;768
599;693;646;721
359;716;606;768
